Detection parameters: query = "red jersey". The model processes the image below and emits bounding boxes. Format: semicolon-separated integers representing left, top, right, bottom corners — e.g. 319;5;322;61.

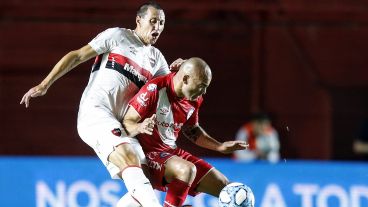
128;73;203;152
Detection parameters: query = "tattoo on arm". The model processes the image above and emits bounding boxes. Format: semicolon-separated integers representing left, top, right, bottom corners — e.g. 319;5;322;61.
182;125;202;143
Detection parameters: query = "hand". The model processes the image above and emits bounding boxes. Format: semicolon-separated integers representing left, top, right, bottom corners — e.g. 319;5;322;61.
218;140;249;154
137;114;156;135
169;58;186;71
20;84;48;108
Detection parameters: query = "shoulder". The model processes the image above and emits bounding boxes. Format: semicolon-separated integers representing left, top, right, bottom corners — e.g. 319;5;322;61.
146;73;171;88
101;27;130;39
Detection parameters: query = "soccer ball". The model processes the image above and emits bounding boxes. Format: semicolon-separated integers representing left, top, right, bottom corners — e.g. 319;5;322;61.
218;182;255;207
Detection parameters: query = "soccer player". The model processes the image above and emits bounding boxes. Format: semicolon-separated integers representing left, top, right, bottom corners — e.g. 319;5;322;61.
122;57;249;207
20;2;183;207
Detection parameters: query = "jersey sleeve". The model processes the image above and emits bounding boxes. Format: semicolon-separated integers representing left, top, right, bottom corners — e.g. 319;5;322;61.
128;82;159;119
88;27;123;55
152;49;170;78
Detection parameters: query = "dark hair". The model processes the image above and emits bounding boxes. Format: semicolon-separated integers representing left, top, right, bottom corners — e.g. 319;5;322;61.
250;112;271;122
137;1;163;17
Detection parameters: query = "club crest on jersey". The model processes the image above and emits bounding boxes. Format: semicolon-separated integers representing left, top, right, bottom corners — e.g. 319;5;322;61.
111;128;122;137
187;107;195;120
147;83;157;91
137;92;148;106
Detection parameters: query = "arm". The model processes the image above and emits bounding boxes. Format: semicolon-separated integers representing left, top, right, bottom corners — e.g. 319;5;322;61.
20;44;98;107
123;106;156;137
182;124;248;154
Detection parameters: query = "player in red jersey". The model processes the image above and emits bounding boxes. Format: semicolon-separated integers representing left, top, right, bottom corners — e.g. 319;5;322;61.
123;57;249;207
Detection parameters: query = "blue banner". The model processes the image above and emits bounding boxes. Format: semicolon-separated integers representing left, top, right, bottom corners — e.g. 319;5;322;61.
0;157;367;207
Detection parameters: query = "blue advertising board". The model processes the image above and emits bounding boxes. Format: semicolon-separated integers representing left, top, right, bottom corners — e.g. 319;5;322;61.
0;157;367;207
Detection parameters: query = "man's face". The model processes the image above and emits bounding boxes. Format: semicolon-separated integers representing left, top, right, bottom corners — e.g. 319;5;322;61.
254;120;271;136
182;75;211;101
136;7;165;45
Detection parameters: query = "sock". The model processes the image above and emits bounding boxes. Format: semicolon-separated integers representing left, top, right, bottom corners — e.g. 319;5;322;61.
121;166;162;207
164;178;190;207
116;193;141;207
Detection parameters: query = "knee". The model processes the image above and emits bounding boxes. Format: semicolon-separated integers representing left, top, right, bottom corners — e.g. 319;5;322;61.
174;162;197;183
110;144;140;168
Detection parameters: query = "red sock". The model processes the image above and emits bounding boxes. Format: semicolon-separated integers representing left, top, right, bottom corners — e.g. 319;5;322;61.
164;178;190;207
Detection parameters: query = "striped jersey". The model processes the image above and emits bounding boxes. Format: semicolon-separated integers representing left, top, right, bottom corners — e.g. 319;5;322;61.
129;73;203;152
77;27;169;127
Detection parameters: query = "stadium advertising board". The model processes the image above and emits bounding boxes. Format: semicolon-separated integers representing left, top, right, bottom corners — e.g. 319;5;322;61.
0;157;367;207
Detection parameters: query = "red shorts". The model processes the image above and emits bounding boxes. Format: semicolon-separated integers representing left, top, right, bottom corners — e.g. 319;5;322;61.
145;148;213;196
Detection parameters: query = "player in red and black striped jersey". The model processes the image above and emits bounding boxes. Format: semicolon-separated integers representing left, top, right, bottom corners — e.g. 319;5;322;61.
123;57;249;207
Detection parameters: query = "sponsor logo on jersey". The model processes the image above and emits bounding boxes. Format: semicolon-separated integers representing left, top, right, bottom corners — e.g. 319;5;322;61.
123;63;148;84
159;107;169;115
137;92;148;106
147;83;157;91
105;53;153;88
187;107;195;120
111;128;122;137
156;119;183;131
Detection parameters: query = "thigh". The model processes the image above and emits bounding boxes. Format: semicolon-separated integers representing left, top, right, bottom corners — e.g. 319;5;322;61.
78;121;127;165
145;151;176;192
78;121;147;179
195;168;229;197
173;149;215;196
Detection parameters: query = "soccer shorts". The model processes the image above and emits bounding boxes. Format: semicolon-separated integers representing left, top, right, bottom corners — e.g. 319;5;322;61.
77;121;146;179
145;148;214;196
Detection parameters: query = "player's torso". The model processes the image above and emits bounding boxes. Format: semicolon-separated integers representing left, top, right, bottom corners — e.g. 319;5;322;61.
79;28;163;122
139;78;198;151
90;29;162;92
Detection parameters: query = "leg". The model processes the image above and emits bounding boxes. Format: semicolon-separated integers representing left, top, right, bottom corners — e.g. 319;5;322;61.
163;156;197;207
109;143;141;171
116;165;154;207
109;143;161;207
195;168;229;197
116;193;141;207
78;122;160;207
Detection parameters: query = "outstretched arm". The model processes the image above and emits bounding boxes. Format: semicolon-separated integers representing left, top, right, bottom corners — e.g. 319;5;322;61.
20;44;98;108
182;124;248;154
123;106;156;137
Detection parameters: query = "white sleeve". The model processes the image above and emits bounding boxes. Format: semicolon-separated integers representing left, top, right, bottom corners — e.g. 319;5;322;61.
153;50;170;78
88;27;122;55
